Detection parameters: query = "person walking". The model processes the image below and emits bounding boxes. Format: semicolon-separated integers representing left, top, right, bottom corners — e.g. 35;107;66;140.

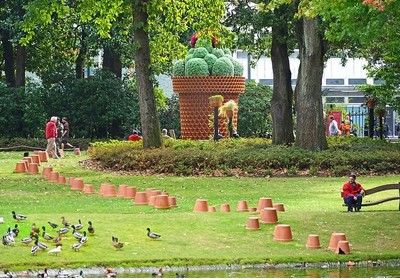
61;117;74;152
329;115;340;136
45;116;59;159
56;117;64;157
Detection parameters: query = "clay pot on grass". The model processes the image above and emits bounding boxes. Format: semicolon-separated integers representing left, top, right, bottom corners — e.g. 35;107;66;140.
168;196;177;207
71;178;84;191
14;162;27;173
237;200;249;212
335;240;351;254
273;224;293;242
30;154;41;166
154;195;170;209
117;185;128;197
246;217;261;231
273;203;285;212
125;186;137;199
27;163;39;175
328;233;347;251
48;171;60;183
260;207;278;224
257;198;273;212
42;166;53;179
306;234;321;249
58;175;66;184
103;184;117;197
220;204;231;212
193;199;209;212
134;192;148;205
83;184;95;194
38;151;49;162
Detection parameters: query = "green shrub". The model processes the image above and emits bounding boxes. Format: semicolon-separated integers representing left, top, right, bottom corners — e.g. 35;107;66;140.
204;54;218;72
172;59;185;76
192;47;209;59
185;58;210;76
195;38;213;53
212;48;225;58
212;57;234;76
232;59;244;76
223;48;232;56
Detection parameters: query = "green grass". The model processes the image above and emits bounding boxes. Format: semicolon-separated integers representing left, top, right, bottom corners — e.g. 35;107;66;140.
0;151;399;271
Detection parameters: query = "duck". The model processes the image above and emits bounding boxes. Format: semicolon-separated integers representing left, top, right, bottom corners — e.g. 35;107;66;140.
48;221;58;229
112;236;124;250
31;223;40;235
2;234;14;246
80;231;88;244
11;224;19;237
20;232;34;245
68;271;83;278
3;270;14;278
71;241;83;252
56;227;69;236
61;216;71;228
35;235;48;251
105;268;117;278
147;228;161;240
71;225;83;240
31;239;40;255
42;226;54;241
48;245;62;256
151;267;163;277
54;232;62;247
175;273;186;278
87;221;95;235
37;267;48;278
74;219;83;231
11;211;27;222
56;269;70;278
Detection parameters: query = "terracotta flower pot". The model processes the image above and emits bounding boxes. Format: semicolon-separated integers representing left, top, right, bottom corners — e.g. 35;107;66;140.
27;163;39;175
193;199;209;212
172;76;245;140
134;192;148;205
117;184;128;197
237;200;249;212
208;206;216;212
148;195;157;206
125;186;137;199
38;151;49;162
23;156;33;164
14;161;27;173
33;150;40;155
154;195;171;209
220;204;231;212
149;190;162;198
260;207;279;224
74;148;81;155
306;234;321;249
48;171;60;183
246;217;261;231
30;154;41;166
57;175;67;184
41;166;53;179
273;203;286;212
248;207;257;212
83;184;95;194
103;184;117;197
71;178;84;191
168;196;177;207
21;160;29;171
99;183;111;195
146;188;156;199
257;198;273;212
335;240;351;254
328;233;347;251
69;177;75;186
273;224;293;242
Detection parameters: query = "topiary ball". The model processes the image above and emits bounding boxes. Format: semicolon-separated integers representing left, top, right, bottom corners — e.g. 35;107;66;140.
192;47;209;59
212;48;225;58
185;58;210;76
211;57;234;76
172;59;185;76
224;55;244;77
204;54;218;73
185;54;194;63
196;38;213;53
223;48;232;56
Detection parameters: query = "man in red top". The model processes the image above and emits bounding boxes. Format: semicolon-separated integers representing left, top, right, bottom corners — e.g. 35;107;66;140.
342;173;365;212
45;116;59;159
128;130;142;141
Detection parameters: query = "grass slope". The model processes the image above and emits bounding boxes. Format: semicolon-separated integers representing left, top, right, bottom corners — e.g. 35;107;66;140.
0;151;399;271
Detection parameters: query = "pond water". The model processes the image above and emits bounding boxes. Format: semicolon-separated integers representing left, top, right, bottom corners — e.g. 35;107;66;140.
90;266;400;278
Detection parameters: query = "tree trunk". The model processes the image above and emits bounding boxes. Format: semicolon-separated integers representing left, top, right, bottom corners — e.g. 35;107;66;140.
270;8;295;145
1;29;16;87
75;30;86;79
132;0;162;148
15;44;26;87
294;17;328;151
103;47;122;78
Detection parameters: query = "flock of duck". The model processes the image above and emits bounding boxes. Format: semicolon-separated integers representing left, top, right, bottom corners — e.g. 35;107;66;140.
2;211;171;278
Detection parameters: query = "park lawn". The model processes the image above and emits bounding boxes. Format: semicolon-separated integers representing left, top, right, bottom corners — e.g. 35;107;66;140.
0;151;399;271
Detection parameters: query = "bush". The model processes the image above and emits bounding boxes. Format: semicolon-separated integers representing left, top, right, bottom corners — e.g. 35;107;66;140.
172;59;185;76
192;47;209;59
204;54;218;73
185;58;210;76
211;48;225;58
212;57;234;76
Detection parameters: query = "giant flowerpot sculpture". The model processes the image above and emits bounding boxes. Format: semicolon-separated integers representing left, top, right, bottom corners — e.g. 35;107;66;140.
172;76;245;140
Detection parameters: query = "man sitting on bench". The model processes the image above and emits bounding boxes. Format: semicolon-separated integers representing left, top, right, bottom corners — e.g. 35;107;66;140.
343;173;365;212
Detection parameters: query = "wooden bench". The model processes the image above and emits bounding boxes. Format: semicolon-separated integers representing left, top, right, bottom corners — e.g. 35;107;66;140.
341;183;400;210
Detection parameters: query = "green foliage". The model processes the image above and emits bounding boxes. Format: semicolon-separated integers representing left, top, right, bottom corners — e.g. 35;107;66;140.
211;48;225;58
211;57;234;76
231;59;244;76
223;48;232;56
204;54;218;72
158;93;181;138
185;58;210;76
172;59;185;76
192;47;209;58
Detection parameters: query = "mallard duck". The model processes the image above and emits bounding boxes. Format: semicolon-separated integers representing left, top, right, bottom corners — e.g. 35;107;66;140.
42;226;54;241
71;241;83;252
105;268;117;278
71;225;83;240
31;239;40;255
151;267;163;277
3;270;14;278
12;211;27;222
56;227;69;236
112;236;124;250
48;221;58;229
20;232;34;245
74;219;83;231
48;245;62;256
61;216;71;228
56;269;70;278
68;271;83;278
147;228;161;240
175;273;186;278
11;224;19;237
87;221;95;235
2;234;14;246
80;231;88;244
54;232;62;247
31;223;40;235
37;267;48;278
35;235;48;251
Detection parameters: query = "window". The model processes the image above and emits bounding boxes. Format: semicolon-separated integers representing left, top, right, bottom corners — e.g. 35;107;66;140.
348;78;367;85
373;79;385;85
236;51;248;59
348;97;366;103
326;97;345;103
326;79;344;85
259;79;273;85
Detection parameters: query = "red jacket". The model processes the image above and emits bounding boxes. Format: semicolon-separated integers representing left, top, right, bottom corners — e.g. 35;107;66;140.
46;121;57;139
128;134;141;141
342;182;364;199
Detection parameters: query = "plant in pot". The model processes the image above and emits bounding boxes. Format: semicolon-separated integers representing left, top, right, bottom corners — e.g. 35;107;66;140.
171;32;245;140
